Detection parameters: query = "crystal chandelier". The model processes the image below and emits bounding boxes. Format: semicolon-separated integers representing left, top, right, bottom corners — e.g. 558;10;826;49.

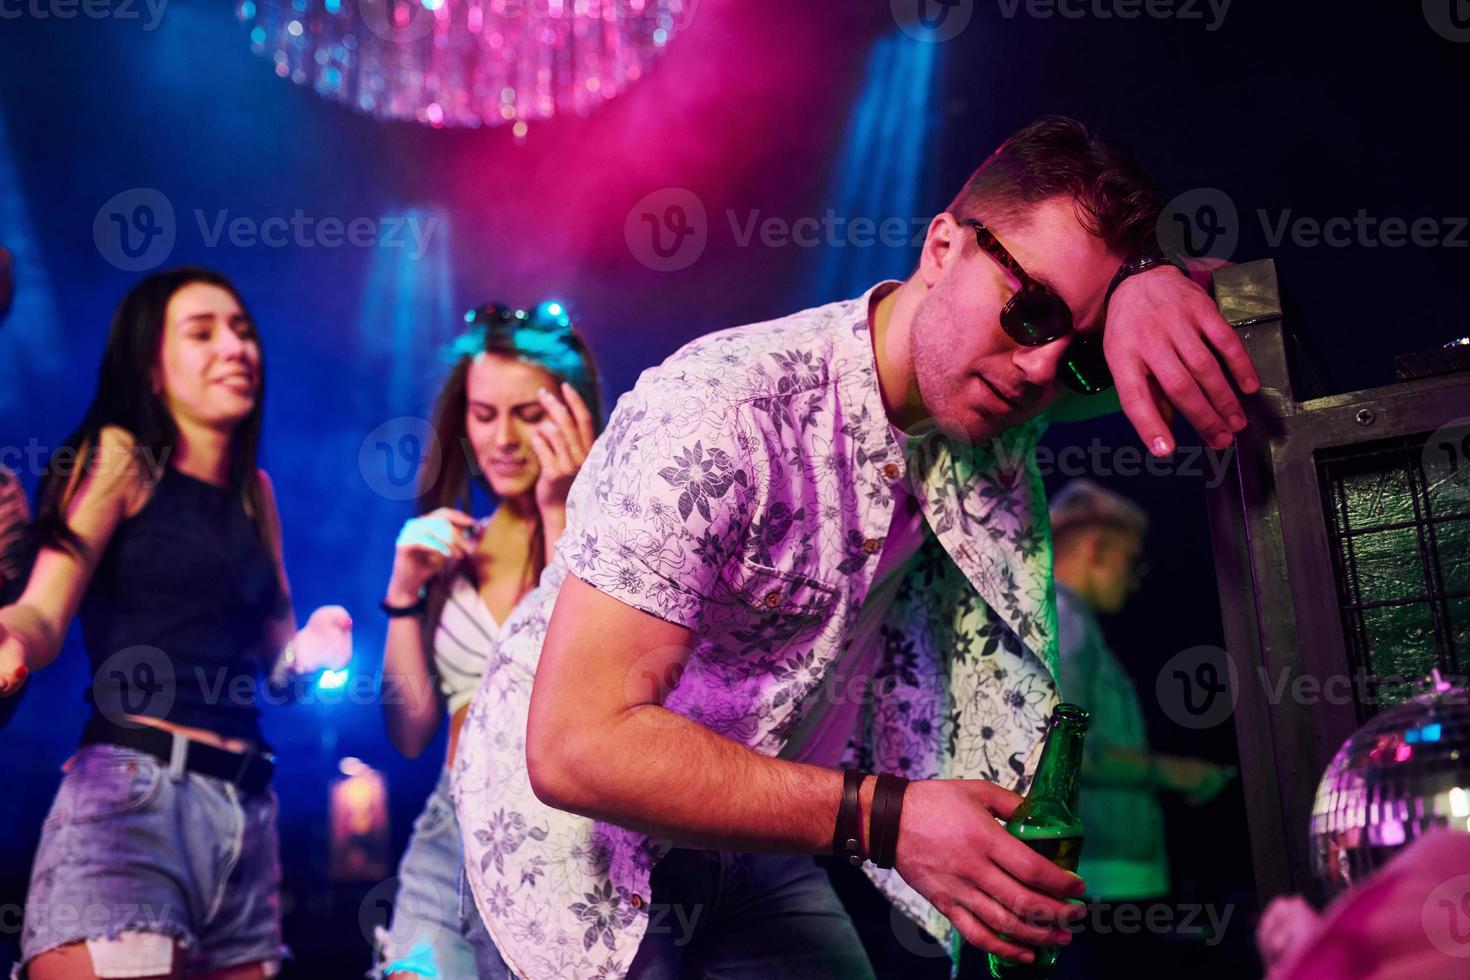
237;0;692;132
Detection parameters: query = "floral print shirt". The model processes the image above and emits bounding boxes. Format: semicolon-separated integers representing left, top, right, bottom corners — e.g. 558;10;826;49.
454;284;1061;979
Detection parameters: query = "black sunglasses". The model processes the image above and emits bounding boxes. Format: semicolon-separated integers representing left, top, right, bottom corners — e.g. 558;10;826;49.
964;219;1113;395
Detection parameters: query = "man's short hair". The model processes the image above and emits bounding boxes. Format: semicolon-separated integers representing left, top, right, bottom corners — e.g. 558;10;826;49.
1050;478;1148;554
947;116;1163;257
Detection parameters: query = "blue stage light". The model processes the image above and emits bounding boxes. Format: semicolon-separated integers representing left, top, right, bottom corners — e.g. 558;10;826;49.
318;667;349;691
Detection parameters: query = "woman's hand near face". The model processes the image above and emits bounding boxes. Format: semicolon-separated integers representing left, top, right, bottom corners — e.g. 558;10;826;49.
529;382;596;515
388;508;476;603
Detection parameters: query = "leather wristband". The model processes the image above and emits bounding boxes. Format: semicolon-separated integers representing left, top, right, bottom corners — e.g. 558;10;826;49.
869;773;910;870
832;769;867;866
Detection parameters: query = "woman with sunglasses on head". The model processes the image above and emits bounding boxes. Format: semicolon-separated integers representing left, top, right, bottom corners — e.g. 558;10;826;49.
0;267;352;980
373;302;601;980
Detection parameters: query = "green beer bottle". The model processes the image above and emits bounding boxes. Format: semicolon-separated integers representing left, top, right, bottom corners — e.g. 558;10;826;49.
987;702;1089;980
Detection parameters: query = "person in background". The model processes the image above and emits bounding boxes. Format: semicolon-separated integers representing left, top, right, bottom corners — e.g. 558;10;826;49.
0;244;32;725
0;242;29;608
1049;478;1236;976
0;465;29;604
374;302;601;980
0;464;32;732
0;267;353;980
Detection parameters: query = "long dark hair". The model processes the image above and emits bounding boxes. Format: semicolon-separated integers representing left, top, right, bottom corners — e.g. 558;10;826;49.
34;267;269;557
417;301;603;628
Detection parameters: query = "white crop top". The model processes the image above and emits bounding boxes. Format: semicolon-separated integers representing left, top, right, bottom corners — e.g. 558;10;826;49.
434;575;506;716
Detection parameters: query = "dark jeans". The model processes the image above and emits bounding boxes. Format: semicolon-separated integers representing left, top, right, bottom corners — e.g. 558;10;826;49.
464;849;876;980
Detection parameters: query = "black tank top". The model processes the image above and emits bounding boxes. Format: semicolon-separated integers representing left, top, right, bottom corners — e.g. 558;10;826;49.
80;467;282;743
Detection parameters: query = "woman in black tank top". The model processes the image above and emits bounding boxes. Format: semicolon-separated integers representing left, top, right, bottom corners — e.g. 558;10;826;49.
0;268;352;980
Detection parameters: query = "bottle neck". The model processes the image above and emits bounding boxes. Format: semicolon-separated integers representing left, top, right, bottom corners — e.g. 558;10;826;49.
1029;721;1085;809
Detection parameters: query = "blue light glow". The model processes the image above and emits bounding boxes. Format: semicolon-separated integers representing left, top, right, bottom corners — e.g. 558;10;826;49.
318;668;349;690
807;31;940;304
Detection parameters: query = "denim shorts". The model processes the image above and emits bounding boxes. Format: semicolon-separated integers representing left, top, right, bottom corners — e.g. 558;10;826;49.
373;767;484;980
17;742;288;977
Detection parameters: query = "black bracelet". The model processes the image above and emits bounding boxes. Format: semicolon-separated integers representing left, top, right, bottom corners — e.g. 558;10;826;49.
832;769;867;866
380;592;427;618
870;777;891;869
870;773;910;870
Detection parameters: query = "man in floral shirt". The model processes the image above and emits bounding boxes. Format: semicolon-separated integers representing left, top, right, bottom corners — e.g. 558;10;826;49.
453;117;1260;979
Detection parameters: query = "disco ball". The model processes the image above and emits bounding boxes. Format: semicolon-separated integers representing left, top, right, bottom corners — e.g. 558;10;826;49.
1310;670;1470;897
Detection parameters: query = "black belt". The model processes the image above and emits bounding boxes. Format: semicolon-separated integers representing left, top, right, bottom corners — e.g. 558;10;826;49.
81;716;276;796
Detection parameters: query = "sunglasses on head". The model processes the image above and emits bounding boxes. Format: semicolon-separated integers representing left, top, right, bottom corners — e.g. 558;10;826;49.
465;301;576;342
963;218;1113;395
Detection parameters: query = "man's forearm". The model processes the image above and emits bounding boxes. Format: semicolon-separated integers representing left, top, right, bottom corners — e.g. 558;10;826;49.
530;703;871;855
